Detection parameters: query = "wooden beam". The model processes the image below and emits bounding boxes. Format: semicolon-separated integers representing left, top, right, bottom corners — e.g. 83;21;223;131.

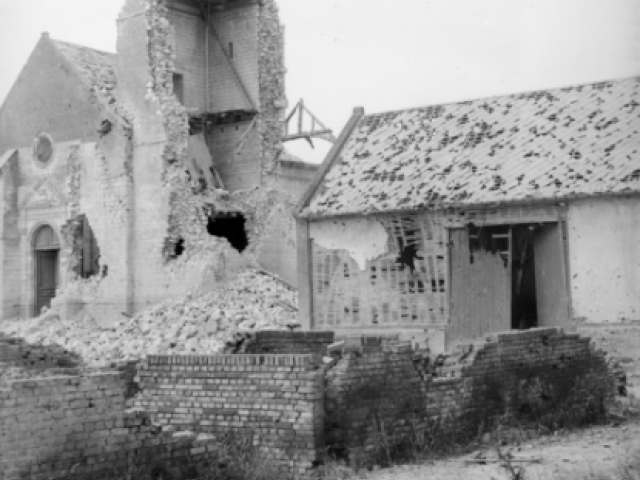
295;107;365;214
283;130;334;142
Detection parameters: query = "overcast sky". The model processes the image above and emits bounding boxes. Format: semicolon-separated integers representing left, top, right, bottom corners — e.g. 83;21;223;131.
1;0;638;162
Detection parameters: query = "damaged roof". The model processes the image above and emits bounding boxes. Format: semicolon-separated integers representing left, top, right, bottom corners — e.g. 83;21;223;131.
305;77;640;217
52;39;126;122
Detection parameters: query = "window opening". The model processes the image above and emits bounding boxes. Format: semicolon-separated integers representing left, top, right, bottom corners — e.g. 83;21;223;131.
229;42;234;59
33;133;54;166
172;73;185;105
206;212;248;252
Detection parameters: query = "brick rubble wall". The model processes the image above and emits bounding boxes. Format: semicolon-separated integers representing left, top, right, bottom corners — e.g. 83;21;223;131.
0;371;218;480
325;328;613;462
134;353;325;476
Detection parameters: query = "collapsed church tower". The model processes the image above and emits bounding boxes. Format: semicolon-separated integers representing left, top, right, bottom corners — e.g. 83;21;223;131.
0;0;318;322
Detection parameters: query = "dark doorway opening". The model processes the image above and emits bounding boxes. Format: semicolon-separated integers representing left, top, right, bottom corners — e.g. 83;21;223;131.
34;225;60;316
207;213;249;252
511;225;538;330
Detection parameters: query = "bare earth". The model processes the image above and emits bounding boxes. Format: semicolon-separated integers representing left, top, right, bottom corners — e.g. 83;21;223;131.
355;421;640;480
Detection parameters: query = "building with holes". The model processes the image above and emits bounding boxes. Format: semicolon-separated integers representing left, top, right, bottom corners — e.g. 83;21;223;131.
0;0;320;322
296;78;640;351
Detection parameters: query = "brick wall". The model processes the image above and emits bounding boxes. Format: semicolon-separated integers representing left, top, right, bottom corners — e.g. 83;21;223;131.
324;328;613;462
134;353;325;476
0;371;219;480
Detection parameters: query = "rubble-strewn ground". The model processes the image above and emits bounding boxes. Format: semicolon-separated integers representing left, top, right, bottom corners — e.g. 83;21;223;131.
346;420;640;480
0;269;298;368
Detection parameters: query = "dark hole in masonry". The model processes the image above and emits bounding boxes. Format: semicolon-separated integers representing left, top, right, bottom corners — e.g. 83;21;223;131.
165;237;185;260
207;213;248;252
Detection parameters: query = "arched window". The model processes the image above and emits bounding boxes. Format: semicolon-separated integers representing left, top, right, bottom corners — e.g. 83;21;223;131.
34;225;60;250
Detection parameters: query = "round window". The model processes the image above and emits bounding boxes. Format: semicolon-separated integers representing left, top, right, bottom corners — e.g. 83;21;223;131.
33;133;54;167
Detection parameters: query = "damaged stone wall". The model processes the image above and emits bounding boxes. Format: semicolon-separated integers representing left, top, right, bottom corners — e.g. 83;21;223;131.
257;0;288;182
105;0;295;312
324;328;613;464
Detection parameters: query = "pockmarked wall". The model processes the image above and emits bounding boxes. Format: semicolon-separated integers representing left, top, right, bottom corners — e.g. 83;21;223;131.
567;196;640;324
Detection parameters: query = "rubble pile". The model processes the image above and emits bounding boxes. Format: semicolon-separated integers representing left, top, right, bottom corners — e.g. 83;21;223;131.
0;269;299;367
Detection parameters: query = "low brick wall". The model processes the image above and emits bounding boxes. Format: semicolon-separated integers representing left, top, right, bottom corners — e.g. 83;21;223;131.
0;328;614;477
134;354;326;477
325;328;613;462
0;371;219;480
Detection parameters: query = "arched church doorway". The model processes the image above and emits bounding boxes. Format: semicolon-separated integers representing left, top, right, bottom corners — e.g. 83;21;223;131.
33;225;60;315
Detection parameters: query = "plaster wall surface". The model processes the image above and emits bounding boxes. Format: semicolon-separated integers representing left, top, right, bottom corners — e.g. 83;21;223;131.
168;3;207;110
209;5;260;112
567;196;640;323
208;120;262;191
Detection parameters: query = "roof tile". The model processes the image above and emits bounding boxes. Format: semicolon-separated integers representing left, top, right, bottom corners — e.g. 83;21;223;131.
308;77;640;216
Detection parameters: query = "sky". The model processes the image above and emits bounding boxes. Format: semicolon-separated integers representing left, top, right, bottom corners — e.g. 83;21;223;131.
0;0;638;163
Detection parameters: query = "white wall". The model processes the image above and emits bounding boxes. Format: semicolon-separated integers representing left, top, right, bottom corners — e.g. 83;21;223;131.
567;197;640;323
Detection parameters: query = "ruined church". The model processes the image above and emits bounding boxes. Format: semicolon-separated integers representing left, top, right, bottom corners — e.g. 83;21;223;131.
0;0;319;322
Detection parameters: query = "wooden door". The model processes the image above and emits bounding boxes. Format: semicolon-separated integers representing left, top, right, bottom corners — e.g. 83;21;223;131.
533;223;570;327
36;250;58;314
448;228;511;348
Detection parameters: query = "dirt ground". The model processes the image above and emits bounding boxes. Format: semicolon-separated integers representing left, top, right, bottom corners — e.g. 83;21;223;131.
353;421;640;480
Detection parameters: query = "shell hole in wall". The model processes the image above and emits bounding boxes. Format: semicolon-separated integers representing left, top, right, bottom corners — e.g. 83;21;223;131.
164;237;186;260
207;212;248;253
64;215;105;279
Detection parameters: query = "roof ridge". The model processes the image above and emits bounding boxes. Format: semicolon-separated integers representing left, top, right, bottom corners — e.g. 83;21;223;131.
51;38;116;57
362;75;640;120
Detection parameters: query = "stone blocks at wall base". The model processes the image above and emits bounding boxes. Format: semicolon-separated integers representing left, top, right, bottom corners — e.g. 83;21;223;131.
134;353;326;477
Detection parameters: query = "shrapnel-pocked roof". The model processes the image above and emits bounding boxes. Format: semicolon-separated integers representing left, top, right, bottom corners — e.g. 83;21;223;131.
307;77;640;217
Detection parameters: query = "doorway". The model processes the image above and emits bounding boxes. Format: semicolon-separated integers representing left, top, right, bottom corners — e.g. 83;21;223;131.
449;222;569;347
33;225;60;316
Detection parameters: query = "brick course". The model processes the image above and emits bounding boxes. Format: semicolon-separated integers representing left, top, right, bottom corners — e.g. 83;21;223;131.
134;353;325;476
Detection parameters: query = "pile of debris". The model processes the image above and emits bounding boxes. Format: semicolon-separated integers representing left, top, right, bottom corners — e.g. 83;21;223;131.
0;269;299;367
